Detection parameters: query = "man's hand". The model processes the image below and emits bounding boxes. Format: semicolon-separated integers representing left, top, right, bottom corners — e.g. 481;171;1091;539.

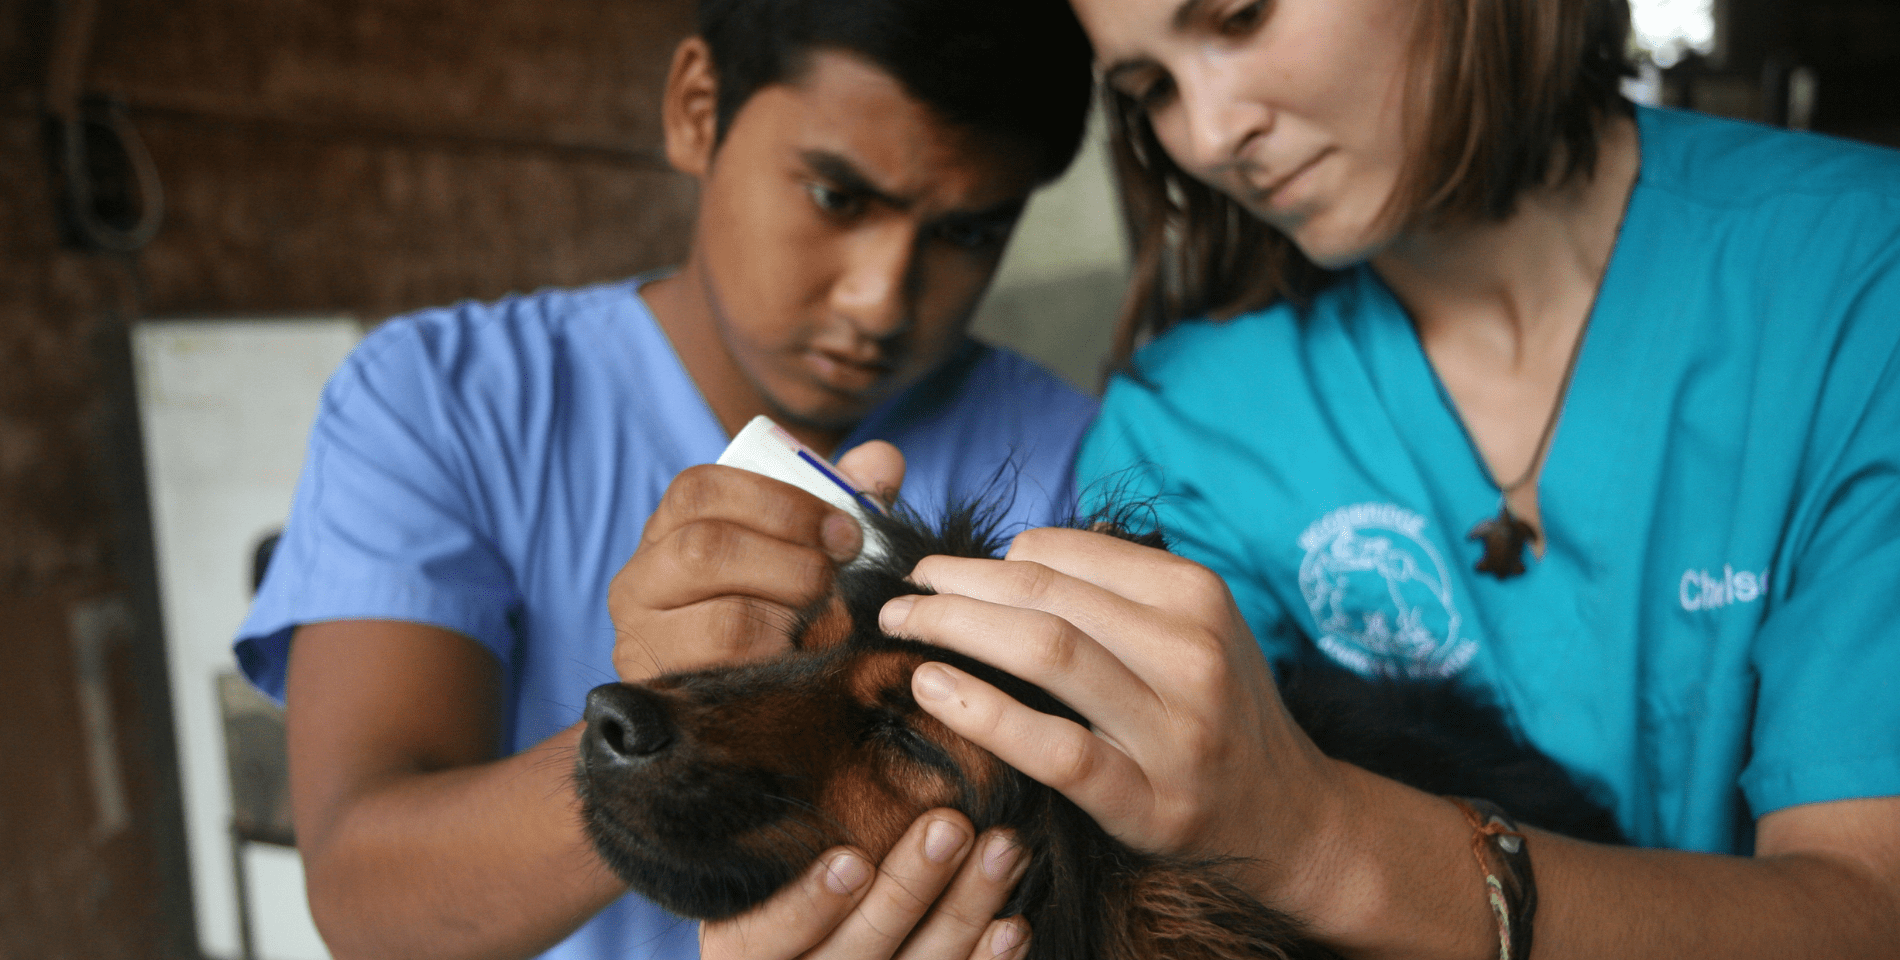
702;812;1031;960
608;441;904;682
610;442;1039;959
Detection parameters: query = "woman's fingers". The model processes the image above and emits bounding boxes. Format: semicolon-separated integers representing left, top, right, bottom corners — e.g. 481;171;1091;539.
898;529;1259;712
891;526;1310;867
911;660;1154;834
1004;526;1237;620
883;589;1158;738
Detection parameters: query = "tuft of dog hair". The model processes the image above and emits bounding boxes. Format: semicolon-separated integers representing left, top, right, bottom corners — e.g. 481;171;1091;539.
575;500;1623;960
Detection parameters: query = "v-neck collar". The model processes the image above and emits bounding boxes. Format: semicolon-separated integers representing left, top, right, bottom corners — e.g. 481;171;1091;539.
1353;109;1662;582
617;272;731;465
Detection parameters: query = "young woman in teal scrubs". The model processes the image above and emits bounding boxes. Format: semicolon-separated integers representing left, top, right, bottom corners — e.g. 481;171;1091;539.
664;0;1900;957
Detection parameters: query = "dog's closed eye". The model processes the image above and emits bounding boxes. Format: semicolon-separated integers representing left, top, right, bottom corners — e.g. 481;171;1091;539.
870;714;957;772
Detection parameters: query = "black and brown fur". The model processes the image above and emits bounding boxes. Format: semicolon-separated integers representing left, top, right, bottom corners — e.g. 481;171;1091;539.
576;504;1623;960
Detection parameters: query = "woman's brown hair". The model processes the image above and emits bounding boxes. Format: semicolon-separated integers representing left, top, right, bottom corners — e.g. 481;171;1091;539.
1103;0;1634;375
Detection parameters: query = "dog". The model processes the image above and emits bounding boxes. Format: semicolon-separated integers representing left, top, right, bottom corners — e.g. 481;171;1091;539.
575;503;1623;960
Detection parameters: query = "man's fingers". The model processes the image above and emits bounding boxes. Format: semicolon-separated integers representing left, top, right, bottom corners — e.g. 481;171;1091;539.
702;812;1017;960
611;596;797;680
895;830;1028;960
618;519;836;613
967;919;1030;960
910;661;1151;835
700;849;875;960
835;441;906;506
644;464;863;563
607;517;827;681
609;460;875;684
810;812;977;957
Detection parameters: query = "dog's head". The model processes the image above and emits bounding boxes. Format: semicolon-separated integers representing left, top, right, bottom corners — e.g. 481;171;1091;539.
575;495;1625;960
576;503;1356;960
576;504;1145;921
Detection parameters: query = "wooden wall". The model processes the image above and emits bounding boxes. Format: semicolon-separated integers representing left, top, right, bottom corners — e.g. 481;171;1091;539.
1779;0;1900;144
1692;0;1900;144
1;0;698;955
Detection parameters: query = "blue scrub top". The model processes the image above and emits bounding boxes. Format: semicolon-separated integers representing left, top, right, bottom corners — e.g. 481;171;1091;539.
1080;107;1900;854
237;276;1098;959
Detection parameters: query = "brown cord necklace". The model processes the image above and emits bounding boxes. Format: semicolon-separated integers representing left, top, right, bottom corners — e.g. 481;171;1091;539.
1465;312;1593;580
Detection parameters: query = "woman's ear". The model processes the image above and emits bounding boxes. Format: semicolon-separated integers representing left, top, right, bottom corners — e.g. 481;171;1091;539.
663;36;720;178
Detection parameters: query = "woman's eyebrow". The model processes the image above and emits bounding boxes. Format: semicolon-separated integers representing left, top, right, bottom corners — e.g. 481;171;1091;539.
1171;0;1213;30
1099;0;1206;80
1101;61;1154;91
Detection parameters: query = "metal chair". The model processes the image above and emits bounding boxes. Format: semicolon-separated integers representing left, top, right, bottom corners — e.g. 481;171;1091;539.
218;670;295;960
219;529;294;960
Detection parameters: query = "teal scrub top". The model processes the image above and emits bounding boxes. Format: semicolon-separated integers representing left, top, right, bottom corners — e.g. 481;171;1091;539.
1079;107;1900;854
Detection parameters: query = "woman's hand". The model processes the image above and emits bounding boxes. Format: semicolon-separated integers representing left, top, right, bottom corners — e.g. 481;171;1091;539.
880;526;1350;900
701;812;1032;960
608;442;904;682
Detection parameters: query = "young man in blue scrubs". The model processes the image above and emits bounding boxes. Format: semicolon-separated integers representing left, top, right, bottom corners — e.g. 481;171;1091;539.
234;2;1095;958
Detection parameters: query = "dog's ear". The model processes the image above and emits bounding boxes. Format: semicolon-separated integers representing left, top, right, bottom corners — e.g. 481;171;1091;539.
1100;861;1333;960
792;596;855;652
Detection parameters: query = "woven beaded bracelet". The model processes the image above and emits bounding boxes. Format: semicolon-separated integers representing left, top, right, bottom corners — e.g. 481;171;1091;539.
1449;796;1538;960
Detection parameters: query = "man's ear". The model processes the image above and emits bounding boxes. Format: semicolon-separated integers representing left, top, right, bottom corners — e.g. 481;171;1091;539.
663;36;720;178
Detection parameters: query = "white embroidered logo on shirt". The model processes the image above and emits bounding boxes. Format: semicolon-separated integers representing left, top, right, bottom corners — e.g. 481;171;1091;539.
1679;565;1770;612
1297;503;1475;678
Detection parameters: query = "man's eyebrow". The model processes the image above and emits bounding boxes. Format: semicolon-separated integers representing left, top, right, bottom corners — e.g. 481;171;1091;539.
800;150;907;210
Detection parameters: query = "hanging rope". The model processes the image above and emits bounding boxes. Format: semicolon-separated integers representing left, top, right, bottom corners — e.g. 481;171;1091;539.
44;0;165;253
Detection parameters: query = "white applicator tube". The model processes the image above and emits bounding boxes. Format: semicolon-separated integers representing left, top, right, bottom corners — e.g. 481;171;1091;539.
715;415;888;565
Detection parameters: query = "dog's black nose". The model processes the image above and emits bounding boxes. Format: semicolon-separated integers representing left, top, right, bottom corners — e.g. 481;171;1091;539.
583;683;676;765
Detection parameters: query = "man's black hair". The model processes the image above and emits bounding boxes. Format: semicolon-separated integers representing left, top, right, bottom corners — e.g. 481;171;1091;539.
697;0;1094;183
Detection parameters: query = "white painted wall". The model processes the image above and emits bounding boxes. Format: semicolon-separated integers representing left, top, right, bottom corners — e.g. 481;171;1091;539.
973;111;1131;392
990;115;1127;289
134;318;363;960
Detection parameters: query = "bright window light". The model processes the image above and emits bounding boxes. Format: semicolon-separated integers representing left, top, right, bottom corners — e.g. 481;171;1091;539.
1630;0;1717;67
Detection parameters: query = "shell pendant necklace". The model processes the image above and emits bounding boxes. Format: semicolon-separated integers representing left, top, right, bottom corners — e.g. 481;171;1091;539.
1465;310;1593;580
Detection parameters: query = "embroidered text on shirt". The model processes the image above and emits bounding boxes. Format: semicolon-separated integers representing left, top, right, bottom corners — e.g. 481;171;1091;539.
1679;565;1770;612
